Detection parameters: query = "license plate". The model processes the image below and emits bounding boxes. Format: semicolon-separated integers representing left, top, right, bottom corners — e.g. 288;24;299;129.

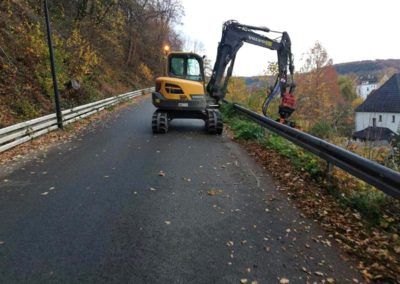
178;103;189;107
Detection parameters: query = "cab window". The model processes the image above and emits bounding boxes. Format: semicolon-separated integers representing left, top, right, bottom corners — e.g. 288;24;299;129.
170;57;185;77
187;58;201;81
169;55;203;81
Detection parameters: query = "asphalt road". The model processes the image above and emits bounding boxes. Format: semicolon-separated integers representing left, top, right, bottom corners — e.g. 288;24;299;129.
0;97;361;283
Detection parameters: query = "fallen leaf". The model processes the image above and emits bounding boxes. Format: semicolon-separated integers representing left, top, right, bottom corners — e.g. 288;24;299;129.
159;171;166;177
240;279;248;284
207;189;217;196
165;221;171;225
326;277;335;283
361;269;373;280
41;192;49;196
279;277;289;284
149;187;157;191
0;241;4;245
314;271;324;277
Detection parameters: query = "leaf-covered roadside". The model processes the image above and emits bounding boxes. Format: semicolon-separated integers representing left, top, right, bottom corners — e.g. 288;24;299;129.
221;104;400;283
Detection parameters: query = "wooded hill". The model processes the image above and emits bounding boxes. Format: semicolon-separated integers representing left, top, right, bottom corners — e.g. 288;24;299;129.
0;0;183;127
334;59;400;78
242;59;400;89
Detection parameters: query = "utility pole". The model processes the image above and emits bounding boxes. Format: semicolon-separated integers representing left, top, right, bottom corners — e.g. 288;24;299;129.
44;0;63;129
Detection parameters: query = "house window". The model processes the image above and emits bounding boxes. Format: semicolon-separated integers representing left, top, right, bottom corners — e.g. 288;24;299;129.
378;115;382;122
372;118;376;127
393;115;396;123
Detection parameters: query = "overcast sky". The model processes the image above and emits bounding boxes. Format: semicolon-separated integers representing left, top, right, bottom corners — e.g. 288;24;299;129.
177;0;400;76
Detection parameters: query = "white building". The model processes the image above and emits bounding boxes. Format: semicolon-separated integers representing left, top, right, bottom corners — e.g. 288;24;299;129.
356;81;378;99
353;73;400;142
355;112;399;133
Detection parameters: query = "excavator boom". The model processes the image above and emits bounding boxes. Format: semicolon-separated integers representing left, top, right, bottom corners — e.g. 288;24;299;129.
206;20;295;120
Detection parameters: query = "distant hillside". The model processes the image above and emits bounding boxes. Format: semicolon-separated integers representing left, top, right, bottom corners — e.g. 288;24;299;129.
239;76;272;90
240;59;400;89
333;59;400;82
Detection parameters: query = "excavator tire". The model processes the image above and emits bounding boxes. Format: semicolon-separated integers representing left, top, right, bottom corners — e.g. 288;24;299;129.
206;109;223;134
152;111;169;134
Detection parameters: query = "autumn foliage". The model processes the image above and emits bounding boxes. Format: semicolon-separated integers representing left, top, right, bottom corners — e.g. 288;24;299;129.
0;0;183;127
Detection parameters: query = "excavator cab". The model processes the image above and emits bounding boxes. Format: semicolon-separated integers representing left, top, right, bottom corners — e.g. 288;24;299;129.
152;51;223;134
152;52;207;113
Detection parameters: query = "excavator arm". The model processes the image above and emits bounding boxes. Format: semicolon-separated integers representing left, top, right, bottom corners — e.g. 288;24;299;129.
206;20;296;120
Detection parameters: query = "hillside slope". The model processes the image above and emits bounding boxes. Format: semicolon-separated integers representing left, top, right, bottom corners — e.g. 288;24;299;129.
0;0;183;127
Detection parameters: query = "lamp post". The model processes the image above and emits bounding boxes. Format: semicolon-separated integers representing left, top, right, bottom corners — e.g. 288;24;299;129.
44;0;63;129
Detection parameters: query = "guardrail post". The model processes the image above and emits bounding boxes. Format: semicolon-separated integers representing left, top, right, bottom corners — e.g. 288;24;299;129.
44;0;63;129
326;162;333;192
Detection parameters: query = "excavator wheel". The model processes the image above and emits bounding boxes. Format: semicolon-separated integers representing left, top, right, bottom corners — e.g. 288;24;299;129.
152;110;169;134
205;109;223;134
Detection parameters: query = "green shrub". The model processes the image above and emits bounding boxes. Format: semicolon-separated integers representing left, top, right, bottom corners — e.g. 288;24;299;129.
310;120;336;139
220;103;236;121
263;133;322;176
230;118;265;141
12;98;39;119
344;189;388;224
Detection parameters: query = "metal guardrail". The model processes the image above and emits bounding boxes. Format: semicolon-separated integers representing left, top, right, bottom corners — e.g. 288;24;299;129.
0;87;154;153
226;102;400;198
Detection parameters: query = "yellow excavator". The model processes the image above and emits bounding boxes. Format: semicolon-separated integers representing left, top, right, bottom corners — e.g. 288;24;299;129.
151;20;296;134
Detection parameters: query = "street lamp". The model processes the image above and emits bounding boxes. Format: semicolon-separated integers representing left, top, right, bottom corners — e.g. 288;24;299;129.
163;44;170;76
44;0;63;129
163;44;170;55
